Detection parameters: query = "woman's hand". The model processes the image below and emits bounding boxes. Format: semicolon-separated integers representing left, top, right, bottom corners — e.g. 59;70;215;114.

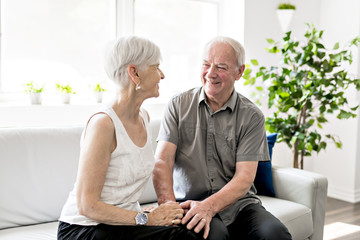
147;201;184;226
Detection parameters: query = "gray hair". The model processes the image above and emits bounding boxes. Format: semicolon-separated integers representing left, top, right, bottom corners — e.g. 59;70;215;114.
203;36;245;68
104;36;162;89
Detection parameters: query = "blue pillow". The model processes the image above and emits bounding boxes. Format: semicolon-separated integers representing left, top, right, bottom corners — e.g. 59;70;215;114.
254;133;277;197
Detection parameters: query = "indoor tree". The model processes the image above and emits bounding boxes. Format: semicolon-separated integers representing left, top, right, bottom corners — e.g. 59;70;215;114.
243;23;360;169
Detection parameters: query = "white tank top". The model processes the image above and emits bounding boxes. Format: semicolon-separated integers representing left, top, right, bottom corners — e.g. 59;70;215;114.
59;107;155;225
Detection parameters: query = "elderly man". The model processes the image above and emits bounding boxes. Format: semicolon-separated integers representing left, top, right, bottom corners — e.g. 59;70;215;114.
153;36;292;240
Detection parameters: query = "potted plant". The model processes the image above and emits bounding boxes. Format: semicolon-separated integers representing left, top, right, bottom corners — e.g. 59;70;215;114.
243;23;360;169
56;83;76;104
92;83;106;103
24;81;44;105
276;2;296;32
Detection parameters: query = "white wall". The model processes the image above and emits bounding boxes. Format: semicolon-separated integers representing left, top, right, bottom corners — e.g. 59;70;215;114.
243;0;360;203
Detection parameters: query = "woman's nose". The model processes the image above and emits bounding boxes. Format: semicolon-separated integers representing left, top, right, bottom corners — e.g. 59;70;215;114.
160;69;165;79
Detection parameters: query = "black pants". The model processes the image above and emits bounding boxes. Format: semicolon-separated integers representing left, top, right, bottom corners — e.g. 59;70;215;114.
57;221;202;240
207;204;292;240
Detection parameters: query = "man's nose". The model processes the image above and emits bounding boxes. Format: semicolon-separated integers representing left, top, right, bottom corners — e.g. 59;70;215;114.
206;65;217;78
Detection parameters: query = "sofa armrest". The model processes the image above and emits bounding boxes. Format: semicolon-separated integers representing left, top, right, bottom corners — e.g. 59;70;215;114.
271;165;328;240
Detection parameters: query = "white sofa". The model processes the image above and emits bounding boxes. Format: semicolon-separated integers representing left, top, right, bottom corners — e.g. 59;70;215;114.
0;119;328;240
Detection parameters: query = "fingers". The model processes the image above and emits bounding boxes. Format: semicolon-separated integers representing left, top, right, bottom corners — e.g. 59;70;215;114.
180;200;192;209
194;218;207;233
142;206;155;213
174;213;183;220
171;218;182;225
186;213;203;230
203;220;210;239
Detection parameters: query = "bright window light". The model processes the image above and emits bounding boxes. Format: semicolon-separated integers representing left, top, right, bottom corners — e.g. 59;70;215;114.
0;0;113;94
134;0;219;101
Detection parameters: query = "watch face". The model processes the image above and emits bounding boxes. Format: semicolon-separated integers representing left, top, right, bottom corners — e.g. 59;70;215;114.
136;212;148;225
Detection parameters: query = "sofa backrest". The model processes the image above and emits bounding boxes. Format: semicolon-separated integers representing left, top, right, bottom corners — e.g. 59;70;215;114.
0;119;161;230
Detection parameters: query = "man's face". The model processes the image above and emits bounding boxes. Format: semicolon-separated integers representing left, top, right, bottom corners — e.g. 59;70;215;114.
201;42;244;101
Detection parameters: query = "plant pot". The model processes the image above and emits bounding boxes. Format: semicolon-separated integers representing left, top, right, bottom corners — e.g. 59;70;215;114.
276;9;295;32
94;92;103;103
29;92;42;105
61;93;72;104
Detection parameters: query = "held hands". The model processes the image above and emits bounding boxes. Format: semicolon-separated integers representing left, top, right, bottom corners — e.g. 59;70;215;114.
180;200;215;239
147;201;184;226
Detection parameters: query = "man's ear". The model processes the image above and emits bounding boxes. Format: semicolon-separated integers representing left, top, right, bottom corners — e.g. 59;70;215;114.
128;64;140;84
235;65;246;81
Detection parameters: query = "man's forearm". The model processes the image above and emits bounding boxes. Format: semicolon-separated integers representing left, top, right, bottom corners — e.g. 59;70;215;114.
203;161;256;214
204;177;251;214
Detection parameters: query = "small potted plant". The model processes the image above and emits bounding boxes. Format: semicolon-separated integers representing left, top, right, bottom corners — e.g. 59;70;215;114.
93;83;106;103
24;81;44;105
56;83;76;104
276;2;296;32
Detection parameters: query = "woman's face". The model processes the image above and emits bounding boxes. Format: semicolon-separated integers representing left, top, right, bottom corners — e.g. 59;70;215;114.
138;63;165;98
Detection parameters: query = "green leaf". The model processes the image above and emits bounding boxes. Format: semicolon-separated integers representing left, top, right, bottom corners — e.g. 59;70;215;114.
249;77;256;85
251;59;259;66
337;110;353;119
256;86;264;91
333;42;340;50
304;81;312;89
266;38;275;44
243;68;252;75
308;119;315;126
279;92;290;98
350;105;359;111
317;116;327;123
306;143;313;151
335;141;342;148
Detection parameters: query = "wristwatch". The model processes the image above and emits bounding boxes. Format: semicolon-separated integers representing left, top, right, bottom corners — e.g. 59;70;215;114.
135;212;148;225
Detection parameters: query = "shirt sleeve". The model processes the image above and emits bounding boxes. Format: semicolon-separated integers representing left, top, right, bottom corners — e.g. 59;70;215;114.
236;110;270;162
157;97;179;145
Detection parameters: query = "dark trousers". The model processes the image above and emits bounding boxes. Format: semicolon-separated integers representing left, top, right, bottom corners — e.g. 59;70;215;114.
208;204;292;240
57;221;202;240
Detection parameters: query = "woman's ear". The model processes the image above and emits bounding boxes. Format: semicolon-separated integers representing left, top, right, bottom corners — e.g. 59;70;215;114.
128;65;140;84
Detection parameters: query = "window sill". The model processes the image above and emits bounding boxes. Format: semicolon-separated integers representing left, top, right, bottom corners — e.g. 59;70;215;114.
0;92;166;127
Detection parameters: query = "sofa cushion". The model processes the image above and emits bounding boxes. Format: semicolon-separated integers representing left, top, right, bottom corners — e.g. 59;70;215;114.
0;127;83;230
0;222;58;240
260;195;313;240
254;133;277;197
0;197;313;240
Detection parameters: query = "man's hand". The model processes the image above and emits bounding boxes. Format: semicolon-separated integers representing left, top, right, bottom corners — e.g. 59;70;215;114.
180;200;215;239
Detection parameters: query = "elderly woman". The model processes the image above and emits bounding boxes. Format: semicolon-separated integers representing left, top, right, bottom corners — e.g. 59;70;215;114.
57;36;201;240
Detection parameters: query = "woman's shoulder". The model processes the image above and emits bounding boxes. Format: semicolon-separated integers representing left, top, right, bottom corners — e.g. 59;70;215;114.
87;112;115;135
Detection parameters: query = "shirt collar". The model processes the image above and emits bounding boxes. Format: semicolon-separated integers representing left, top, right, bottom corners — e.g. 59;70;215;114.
198;87;237;112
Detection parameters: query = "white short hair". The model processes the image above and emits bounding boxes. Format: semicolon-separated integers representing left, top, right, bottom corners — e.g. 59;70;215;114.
203;36;245;68
104;36;162;89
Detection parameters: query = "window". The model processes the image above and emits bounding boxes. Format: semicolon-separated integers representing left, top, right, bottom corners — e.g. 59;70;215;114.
0;0;244;105
0;0;113;102
134;0;219;101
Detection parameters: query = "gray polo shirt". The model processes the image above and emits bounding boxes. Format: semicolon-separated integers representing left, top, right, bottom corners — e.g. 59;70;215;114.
157;87;270;226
